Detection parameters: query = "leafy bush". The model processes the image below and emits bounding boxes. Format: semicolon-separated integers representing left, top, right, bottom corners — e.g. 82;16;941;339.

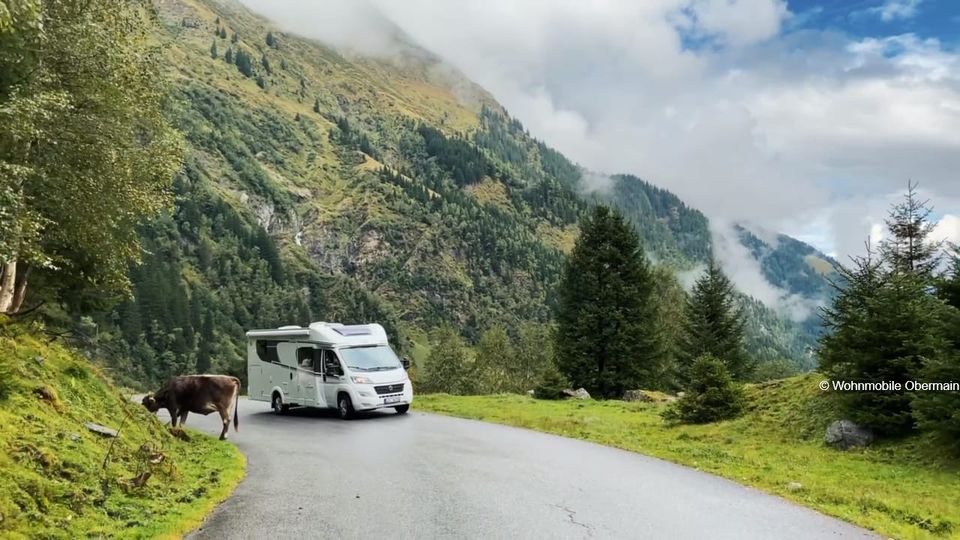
533;364;569;400
664;354;744;424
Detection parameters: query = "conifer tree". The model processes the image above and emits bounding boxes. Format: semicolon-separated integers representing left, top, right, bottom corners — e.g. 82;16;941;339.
266;31;276;47
663;354;744;424
224;48;233;64
679;260;750;383
820;186;950;436
231;32;239;44
210;39;218;59
219;27;227;39
313;98;321;113
555;205;662;398
261;54;271;74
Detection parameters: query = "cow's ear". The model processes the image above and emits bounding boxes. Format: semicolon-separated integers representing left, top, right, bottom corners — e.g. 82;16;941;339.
142;395;157;411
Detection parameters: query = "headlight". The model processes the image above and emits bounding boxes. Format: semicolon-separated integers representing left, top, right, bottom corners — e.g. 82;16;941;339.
351;375;373;384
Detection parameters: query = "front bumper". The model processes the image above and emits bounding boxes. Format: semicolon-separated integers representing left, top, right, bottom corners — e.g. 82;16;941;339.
351;384;414;411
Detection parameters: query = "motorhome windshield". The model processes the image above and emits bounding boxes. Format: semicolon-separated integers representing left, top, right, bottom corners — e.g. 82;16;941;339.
339;345;401;372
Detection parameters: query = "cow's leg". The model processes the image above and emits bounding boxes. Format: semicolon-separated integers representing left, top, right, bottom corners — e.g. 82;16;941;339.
168;408;178;428
179;410;189;427
219;408;230;440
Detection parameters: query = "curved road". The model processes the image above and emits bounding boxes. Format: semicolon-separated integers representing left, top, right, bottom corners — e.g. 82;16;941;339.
179;399;874;539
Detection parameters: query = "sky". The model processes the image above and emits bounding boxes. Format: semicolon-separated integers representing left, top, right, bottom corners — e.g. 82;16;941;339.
238;0;960;261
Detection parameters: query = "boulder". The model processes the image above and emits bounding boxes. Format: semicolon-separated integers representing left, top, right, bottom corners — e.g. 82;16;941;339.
85;422;119;438
562;388;591;400
786;482;803;492
824;420;874;450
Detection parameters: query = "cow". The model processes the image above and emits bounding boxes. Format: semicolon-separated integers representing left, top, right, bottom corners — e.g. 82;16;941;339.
142;375;240;440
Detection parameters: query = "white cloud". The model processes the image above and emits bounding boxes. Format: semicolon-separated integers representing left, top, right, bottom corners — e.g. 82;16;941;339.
868;0;923;22
932;214;960;245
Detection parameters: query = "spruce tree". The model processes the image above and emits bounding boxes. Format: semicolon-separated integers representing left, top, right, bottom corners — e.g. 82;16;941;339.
210;39;217;59
679;260;750;383
820;187;950;436
555;205;662;398
313;97;321;114
266;31;276;47
219;27;227;39
224;48;233;64
663;354;744;424
881;180;941;277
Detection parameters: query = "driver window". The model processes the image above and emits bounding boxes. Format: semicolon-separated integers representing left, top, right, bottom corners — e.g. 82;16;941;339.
323;350;341;376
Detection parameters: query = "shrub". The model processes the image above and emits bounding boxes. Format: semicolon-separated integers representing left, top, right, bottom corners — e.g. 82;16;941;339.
664;354;744;424
533;364;569;400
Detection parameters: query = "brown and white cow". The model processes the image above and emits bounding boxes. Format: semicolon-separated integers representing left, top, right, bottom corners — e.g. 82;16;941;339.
142;375;240;440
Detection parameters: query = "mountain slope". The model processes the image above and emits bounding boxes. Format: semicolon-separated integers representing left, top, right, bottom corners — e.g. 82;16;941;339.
78;0;830;388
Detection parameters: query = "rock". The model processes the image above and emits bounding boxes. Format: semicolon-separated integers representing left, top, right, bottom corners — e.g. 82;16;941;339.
622;390;677;403
787;482;803;492
562;388;591;400
526;390;535;397
84;422;119;438
68;433;81;442
677;391;686;398
824;420;874;450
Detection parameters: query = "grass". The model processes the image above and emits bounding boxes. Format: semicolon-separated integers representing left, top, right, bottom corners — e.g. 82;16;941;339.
415;375;960;539
0;324;245;539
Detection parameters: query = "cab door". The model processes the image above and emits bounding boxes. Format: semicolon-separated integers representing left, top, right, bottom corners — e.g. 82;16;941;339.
296;346;323;407
321;349;344;408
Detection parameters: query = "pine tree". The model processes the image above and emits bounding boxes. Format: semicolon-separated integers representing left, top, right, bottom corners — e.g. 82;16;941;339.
679;260;750;383
819;187;951;436
422;326;471;394
210;39;218;59
234;49;253;77
313;98;321;113
554;205;663;398
224;48;233;64
914;247;960;447
663;354;744;424
219;27;227;39
266;31;276;47
881;181;941;277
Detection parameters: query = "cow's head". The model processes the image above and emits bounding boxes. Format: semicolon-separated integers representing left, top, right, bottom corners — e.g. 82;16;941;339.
141;394;160;412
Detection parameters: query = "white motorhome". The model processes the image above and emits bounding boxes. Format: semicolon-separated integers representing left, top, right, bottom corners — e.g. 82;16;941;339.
246;322;413;419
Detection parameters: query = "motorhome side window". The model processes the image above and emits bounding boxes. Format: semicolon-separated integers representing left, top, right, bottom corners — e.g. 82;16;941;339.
256;340;281;364
297;347;319;372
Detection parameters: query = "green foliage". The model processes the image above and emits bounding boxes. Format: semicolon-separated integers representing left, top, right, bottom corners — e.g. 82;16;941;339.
664;354;745;424
473;326;516;394
532;363;569;400
210;39;217;59
679;261;751;383
819;188;951;437
420;326;472;394
265;31;276;48
234;48;253;77
555;206;663;398
0;0;184;312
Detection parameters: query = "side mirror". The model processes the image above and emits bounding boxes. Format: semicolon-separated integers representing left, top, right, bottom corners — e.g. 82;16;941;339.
401;357;411;370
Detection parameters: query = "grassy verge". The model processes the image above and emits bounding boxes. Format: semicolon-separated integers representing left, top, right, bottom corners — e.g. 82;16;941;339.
415;376;960;540
0;325;245;539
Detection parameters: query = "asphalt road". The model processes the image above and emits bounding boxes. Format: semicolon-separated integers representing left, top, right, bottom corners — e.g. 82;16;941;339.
175;398;875;539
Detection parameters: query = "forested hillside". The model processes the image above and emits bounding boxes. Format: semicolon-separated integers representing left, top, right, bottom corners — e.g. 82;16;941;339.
64;0;828;388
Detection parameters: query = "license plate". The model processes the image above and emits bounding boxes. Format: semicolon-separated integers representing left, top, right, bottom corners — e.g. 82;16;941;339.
384;396;402;404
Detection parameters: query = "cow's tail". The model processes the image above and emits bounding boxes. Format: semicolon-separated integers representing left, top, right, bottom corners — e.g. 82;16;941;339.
233;378;240;432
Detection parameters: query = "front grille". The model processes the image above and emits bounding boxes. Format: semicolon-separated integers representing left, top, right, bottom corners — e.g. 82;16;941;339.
374;383;405;395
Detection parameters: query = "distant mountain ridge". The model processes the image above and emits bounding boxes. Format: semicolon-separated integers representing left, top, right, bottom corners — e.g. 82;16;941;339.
88;0;831;387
